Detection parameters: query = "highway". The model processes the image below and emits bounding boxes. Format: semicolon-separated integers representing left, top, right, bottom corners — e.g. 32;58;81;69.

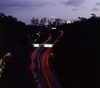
31;30;63;88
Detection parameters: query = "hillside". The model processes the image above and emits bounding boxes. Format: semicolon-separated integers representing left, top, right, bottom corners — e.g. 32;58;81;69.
52;14;100;88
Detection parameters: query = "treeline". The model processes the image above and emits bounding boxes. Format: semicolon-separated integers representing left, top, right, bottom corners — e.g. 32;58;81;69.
0;13;38;88
52;14;100;88
0;13;28;55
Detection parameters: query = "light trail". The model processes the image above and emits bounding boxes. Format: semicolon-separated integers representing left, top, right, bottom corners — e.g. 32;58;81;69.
0;52;12;78
41;30;64;88
31;34;51;87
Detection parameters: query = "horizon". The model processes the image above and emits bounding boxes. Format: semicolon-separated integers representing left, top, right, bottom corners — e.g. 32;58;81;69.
1;0;100;24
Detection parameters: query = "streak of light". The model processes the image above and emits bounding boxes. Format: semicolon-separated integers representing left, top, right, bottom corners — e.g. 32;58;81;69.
0;52;12;78
31;34;51;88
40;30;63;88
44;44;54;48
32;31;41;43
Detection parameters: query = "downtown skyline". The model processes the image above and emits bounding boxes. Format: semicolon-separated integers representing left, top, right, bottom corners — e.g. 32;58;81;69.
1;0;100;24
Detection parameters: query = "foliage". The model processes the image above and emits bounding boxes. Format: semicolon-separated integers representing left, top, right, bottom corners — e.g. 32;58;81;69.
0;13;36;88
52;14;100;88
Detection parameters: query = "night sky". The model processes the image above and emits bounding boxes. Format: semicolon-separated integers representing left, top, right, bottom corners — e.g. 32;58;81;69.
0;0;100;24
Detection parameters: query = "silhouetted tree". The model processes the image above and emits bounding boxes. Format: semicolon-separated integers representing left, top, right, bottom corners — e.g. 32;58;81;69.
52;14;100;88
0;13;35;88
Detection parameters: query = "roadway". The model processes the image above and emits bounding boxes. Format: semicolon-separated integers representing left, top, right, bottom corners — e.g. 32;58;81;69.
31;30;63;88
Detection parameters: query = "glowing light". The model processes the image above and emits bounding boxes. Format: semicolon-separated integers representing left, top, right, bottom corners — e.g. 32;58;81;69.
36;33;40;35
0;59;3;66
44;44;53;47
32;43;54;48
67;21;71;24
0;68;1;71
0;52;12;78
33;44;40;47
52;27;56;29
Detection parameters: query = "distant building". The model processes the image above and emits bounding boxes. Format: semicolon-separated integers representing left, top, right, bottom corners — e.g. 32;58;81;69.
51;16;56;25
55;18;61;26
39;17;47;26
48;16;56;25
67;21;71;24
44;23;48;27
44;17;47;23
51;16;55;22
61;19;66;25
30;17;39;26
30;17;76;26
71;19;75;23
48;19;51;25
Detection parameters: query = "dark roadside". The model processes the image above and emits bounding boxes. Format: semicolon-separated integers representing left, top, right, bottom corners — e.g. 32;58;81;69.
0;13;49;88
0;13;38;88
52;14;100;88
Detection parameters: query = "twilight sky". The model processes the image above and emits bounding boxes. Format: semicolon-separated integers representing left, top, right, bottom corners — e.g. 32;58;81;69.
0;0;100;24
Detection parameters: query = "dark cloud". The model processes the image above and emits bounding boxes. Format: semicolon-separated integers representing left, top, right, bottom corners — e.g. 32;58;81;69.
72;8;79;11
0;0;33;13
72;7;86;11
51;4;57;6
65;0;87;7
0;0;50;14
61;1;66;4
96;2;100;6
91;8;99;11
35;2;50;7
80;7;87;9
0;0;32;7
